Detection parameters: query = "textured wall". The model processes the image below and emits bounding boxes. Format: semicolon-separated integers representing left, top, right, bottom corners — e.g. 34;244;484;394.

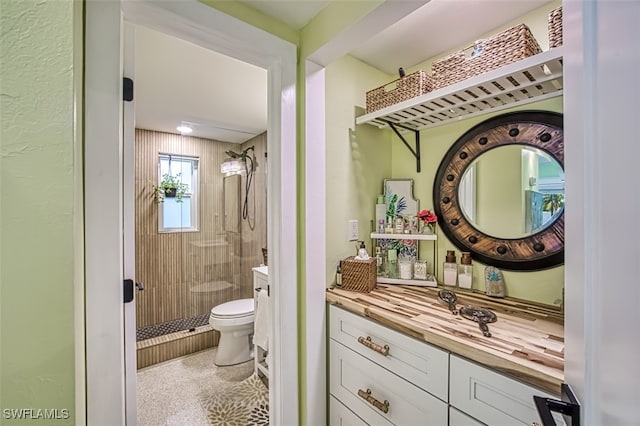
0;0;78;423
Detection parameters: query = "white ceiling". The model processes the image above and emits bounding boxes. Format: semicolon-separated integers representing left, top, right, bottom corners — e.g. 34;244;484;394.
135;0;553;142
134;25;267;143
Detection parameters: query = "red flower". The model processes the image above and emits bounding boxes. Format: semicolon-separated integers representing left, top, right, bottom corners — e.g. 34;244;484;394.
417;209;437;223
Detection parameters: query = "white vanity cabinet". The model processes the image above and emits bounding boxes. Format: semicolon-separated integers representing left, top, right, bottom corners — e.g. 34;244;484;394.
449;407;485;426
329;304;448;425
252;266;268;379
449;355;565;426
329;304;561;426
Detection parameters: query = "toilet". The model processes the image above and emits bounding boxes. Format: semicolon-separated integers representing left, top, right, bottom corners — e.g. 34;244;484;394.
209;298;255;366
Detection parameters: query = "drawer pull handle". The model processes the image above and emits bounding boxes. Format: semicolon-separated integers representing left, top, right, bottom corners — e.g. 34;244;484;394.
357;388;389;414
357;336;390;356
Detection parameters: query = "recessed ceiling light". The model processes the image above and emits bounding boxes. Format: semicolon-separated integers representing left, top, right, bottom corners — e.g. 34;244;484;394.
177;125;192;134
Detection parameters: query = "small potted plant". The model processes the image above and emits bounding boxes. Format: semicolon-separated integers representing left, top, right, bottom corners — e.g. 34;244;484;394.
152;173;188;203
417;209;438;234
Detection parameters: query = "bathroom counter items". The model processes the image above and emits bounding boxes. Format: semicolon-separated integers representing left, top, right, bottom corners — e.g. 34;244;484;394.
326;284;564;394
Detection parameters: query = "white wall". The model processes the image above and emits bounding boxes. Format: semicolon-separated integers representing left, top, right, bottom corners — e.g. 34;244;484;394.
565;1;640;424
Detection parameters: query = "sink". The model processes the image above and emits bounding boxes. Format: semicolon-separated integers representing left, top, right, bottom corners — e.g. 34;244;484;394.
252;265;268;277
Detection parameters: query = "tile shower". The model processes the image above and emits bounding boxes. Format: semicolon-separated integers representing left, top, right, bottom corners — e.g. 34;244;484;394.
134;128;267;368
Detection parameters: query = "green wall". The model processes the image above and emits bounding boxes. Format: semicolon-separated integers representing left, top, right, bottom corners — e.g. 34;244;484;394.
324;55;393;283
0;0;81;424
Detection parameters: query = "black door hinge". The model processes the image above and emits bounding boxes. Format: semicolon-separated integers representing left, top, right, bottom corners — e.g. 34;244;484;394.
123;77;134;102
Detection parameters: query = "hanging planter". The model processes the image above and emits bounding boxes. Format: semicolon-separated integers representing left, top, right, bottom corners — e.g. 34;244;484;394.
152;173;188;203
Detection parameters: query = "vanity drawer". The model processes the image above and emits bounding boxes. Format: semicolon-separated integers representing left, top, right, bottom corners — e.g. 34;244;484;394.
450;355;564;426
330;340;448;425
449;407;485;426
330;396;368;426
329;305;449;401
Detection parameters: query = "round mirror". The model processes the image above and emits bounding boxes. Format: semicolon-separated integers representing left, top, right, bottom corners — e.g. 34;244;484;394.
459;145;564;239
434;111;564;271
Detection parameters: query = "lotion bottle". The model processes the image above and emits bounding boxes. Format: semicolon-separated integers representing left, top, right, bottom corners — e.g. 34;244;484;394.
458;252;473;289
443;250;458;286
387;249;398;278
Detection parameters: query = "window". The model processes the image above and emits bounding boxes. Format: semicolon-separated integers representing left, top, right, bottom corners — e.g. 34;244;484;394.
158;154;199;232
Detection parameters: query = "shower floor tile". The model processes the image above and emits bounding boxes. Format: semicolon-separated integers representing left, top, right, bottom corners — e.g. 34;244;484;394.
136;314;210;341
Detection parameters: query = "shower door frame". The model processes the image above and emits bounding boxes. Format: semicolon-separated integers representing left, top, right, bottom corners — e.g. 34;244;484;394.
84;1;298;424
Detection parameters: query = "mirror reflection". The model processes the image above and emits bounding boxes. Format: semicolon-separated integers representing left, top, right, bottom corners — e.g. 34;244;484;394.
459;145;564;239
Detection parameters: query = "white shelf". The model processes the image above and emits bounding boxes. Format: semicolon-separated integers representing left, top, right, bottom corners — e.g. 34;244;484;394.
377;277;438;287
356;47;564;131
371;232;437;241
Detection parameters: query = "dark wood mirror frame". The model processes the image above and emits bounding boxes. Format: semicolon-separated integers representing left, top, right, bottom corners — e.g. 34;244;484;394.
433;110;564;271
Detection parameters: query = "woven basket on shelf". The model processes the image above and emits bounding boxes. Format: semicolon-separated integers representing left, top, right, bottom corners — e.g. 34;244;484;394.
365;70;434;114
339;256;377;293
432;23;542;89
548;6;563;48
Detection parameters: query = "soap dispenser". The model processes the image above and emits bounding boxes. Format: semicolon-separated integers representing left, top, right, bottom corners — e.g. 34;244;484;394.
458;252;473;289
443;250;458;286
356;241;370;260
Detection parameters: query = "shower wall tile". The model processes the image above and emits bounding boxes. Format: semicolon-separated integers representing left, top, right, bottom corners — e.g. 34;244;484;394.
136;129;245;329
136;329;218;369
240;133;268;293
135;129;267;366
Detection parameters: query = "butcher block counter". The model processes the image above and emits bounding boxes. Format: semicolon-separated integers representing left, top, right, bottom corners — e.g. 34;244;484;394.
326;284;564;394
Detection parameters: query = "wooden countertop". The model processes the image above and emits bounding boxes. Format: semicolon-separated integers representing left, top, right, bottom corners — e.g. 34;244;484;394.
326;284;564;394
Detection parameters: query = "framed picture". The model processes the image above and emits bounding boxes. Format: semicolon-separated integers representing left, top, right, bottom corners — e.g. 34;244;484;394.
381;179;420;258
384;178;419;219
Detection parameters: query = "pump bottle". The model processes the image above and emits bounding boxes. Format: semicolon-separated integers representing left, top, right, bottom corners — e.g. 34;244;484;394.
458;252;473;289
443;250;458;286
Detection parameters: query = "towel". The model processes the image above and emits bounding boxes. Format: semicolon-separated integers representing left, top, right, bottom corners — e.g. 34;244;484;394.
253;288;269;350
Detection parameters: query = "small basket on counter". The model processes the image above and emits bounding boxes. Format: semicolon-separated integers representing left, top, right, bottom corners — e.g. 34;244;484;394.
365;70;434;114
339;256;377;293
431;23;542;89
548;6;563;48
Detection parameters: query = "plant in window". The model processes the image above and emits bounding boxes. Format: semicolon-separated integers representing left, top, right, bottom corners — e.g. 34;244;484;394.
152;173;188;203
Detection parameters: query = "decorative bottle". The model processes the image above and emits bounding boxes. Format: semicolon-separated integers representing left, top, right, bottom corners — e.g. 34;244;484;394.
375;195;386;229
458;252;473;289
336;261;342;287
387;249;398;279
443;250;458;286
375;246;383;276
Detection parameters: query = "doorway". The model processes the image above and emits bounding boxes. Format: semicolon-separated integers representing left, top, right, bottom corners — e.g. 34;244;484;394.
84;1;297;424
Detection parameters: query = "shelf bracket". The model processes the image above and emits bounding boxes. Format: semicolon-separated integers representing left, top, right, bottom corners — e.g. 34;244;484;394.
384;120;421;173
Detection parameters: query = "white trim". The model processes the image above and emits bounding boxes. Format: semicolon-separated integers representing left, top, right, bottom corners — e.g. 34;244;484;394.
84;1;125;424
122;21;137;425
565;1;640;424
85;1;297;424
304;61;327;426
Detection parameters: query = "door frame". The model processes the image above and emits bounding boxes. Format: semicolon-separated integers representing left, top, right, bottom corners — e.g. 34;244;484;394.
84;1;297;424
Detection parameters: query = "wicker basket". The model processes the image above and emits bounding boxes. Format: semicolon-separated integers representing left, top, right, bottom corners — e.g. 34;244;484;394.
365;70;434;114
340;256;377;293
548;6;563;48
432;23;542;89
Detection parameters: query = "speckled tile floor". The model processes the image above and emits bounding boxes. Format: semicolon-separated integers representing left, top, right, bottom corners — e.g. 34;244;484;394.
137;347;268;425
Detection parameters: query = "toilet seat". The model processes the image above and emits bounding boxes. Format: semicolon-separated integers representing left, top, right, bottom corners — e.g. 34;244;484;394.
210;298;254;319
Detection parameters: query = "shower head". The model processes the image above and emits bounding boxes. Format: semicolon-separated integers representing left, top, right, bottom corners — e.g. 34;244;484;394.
221;146;257;176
